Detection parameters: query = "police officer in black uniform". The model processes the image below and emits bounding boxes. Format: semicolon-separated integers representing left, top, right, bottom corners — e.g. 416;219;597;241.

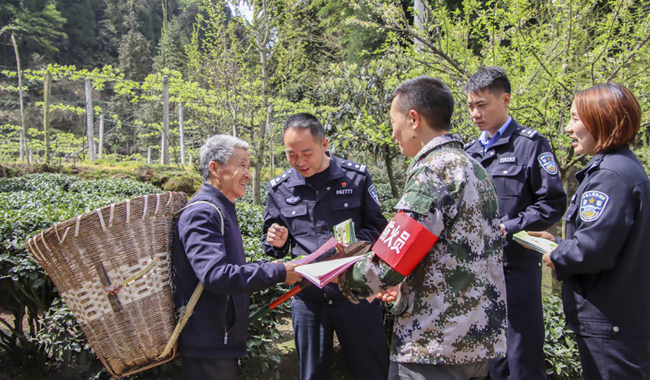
262;113;389;380
464;67;566;380
535;83;650;380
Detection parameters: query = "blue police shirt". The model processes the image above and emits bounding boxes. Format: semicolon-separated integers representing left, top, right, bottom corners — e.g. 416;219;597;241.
262;153;387;301
465;118;566;267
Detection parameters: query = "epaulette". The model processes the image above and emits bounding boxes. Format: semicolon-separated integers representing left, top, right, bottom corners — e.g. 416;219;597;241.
464;139;478;150
514;126;538;139
270;169;293;188
340;159;366;173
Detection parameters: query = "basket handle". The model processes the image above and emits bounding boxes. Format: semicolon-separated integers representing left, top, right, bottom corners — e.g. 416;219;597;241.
157;200;225;360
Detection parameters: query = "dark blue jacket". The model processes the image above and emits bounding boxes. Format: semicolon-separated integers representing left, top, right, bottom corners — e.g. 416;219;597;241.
172;183;286;359
551;145;650;338
262;154;387;301
465;119;566;268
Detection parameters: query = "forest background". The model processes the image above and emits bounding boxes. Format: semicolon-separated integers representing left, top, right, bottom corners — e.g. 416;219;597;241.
1;0;649;379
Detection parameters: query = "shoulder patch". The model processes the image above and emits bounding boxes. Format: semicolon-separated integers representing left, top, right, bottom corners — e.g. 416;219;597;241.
537;152;559;175
368;184;380;207
579;191;609;222
270;169;292;188
514;126;538;139
340;159;366;173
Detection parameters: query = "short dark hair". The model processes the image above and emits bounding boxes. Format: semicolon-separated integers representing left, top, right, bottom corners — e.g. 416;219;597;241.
574;83;641;153
463;66;511;96
393;76;455;131
283;113;325;142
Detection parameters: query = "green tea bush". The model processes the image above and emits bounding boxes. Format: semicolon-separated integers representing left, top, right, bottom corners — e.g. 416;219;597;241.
543;294;583;379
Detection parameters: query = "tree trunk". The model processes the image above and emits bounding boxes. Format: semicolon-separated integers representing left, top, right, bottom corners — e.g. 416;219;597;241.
385;145;399;198
85;79;96;161
11;34;27;163
162;76;170;165
43;70;52;164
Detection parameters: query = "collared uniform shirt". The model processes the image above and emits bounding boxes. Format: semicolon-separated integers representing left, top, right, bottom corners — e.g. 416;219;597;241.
262;154;387;301
551;145;650;338
465;119;566;267
340;134;507;365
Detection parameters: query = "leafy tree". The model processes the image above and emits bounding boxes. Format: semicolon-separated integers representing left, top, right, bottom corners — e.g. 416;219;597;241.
344;0;650;189
55;0;97;67
319;55;415;197
118;1;153;81
0;0;67;68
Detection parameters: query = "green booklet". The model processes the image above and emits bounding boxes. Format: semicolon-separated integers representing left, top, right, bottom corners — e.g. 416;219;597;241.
513;231;558;254
333;219;356;245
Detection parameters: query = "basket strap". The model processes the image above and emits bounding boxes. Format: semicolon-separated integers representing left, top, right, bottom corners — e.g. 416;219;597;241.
157;200;225;360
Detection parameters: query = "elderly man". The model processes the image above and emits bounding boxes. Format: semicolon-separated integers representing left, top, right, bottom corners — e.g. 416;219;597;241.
171;134;302;380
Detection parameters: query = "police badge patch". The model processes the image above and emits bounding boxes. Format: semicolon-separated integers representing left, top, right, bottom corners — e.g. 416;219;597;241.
580;191;609;222
285;195;301;205
538;152;558;175
368;184;380;206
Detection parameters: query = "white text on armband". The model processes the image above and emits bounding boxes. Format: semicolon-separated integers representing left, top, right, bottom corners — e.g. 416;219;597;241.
379;221;412;255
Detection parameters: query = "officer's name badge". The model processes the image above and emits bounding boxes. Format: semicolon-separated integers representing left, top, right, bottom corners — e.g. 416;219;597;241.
538;152;558;175
580;191;609;222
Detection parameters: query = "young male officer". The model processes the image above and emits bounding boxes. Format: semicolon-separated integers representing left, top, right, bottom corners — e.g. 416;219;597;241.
262;113;389;380
464;67;566;380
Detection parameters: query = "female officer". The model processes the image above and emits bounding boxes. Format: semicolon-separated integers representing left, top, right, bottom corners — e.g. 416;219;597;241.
532;83;650;379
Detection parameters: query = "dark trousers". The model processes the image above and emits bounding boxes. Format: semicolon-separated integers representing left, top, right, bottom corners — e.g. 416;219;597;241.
577;334;650;380
489;264;546;380
292;296;389;380
389;360;489;380
181;356;238;380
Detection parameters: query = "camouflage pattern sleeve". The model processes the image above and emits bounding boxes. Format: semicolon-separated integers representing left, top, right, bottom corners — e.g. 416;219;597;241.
340;163;446;303
339;251;405;303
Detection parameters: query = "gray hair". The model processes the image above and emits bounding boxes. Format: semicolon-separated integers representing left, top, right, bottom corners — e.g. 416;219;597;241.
199;135;249;181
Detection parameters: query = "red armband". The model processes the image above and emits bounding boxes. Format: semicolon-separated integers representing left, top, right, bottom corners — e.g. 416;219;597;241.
372;211;438;276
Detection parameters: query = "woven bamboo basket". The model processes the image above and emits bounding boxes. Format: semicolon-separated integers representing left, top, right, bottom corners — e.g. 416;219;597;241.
25;191;189;377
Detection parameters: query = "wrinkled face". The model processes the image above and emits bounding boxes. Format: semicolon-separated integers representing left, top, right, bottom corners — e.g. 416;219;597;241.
284;128;329;178
566;101;597;156
466;89;510;137
214;147;251;201
390;96;419;157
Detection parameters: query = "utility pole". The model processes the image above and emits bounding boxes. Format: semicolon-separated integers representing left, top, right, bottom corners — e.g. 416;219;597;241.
85;78;96;161
162;76;170;165
98;115;104;159
11;34;27;163
43;69;52;164
179;103;185;166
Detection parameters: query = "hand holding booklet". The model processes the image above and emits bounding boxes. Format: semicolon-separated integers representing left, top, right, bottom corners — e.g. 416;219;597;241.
513;231;558;254
295;256;363;289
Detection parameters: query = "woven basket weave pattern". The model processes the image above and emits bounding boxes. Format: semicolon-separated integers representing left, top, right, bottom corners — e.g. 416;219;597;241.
26;192;188;377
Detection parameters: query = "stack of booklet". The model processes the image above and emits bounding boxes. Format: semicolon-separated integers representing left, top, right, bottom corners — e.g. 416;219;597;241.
513;231;558;254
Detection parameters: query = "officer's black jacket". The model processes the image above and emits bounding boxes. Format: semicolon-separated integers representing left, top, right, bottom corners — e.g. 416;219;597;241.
465;119;567;268
552;145;650;338
262;153;387;301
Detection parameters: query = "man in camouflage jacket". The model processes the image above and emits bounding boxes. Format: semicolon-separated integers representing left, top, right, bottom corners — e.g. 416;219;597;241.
339;76;507;379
